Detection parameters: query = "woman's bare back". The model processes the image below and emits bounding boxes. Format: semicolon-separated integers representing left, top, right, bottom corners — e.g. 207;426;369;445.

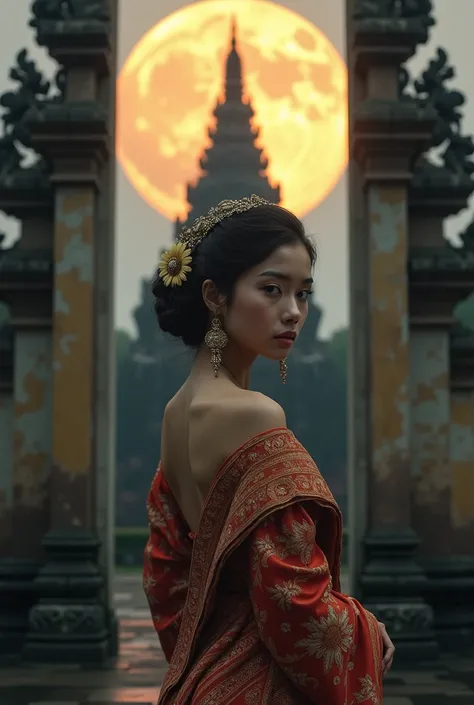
160;374;286;534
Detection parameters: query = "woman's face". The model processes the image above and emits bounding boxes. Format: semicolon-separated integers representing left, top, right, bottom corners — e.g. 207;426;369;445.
223;242;313;361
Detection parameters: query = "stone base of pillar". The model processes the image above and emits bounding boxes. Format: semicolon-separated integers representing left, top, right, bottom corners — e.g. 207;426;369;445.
423;556;474;653
23;529;118;664
359;527;439;663
0;559;41;663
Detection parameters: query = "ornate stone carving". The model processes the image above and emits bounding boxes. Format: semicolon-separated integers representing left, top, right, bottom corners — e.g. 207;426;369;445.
412;48;474;182
409;246;474;272
359;527;438;660
1;49;50;148
0;247;53;277
25;529;117;663
30;0;109;25
458;221;474;252
0;49;60;186
354;0;434;25
369;602;434;633
0;134;21;182
30;604;107;635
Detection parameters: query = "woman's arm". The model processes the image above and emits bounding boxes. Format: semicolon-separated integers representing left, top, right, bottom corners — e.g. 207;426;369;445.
249;503;383;703
143;469;192;662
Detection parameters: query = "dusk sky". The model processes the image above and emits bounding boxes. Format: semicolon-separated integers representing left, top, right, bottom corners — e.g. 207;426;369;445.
0;1;473;338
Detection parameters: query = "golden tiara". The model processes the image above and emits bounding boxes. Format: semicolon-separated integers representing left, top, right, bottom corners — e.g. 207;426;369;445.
158;194;276;287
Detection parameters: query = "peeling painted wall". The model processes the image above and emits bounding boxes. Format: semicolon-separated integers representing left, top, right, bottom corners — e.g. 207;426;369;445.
51;188;95;529
369;185;410;526
410;329;450;555
12;330;52;559
0;392;13;554
450;390;474;554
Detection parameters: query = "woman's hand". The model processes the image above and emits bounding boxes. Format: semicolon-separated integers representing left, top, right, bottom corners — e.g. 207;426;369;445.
378;621;395;675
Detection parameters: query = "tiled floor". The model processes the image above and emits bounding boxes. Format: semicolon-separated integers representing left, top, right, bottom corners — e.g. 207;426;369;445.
0;573;473;705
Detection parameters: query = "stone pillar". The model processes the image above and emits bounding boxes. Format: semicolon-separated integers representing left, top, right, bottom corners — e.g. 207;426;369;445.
440;326;474;649
95;0;118;627
23;0;118;663
0;190;54;659
408;183;474;650
0;316;13;558
348;3;438;660
346;0;371;598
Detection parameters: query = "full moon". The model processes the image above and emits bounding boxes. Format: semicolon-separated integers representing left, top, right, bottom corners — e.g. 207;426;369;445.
117;0;347;220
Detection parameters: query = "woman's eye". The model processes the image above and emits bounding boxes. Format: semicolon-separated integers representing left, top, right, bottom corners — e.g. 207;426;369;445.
263;285;281;295
298;290;313;302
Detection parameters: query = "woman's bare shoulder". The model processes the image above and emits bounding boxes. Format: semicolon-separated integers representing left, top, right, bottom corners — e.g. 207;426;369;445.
191;390;287;473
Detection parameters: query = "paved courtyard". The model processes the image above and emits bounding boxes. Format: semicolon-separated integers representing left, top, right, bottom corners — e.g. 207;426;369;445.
0;573;473;705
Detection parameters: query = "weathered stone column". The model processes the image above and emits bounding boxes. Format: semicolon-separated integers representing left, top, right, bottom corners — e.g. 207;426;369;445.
23;0;118;664
407;43;474;651
95;0;119;625
437;324;474;649
409;250;474;651
447;327;474;648
346;0;371;598
0;169;54;659
0;313;13;558
348;1;438;660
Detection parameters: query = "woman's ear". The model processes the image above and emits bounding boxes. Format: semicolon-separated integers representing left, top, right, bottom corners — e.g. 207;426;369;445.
202;279;226;314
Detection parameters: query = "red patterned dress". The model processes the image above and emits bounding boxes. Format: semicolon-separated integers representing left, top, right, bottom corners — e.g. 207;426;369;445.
144;428;383;704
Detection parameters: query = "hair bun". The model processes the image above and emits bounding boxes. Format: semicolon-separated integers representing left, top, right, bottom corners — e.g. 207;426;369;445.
153;295;177;336
151;273;208;346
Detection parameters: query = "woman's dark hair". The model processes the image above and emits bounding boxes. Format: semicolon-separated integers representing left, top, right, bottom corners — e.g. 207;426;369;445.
152;204;316;347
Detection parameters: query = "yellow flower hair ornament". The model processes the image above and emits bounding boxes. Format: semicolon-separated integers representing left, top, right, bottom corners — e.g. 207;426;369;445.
158;242;192;287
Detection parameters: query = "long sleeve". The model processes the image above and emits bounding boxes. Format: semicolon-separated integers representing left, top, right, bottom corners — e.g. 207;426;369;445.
143;468;192;662
249;503;383;704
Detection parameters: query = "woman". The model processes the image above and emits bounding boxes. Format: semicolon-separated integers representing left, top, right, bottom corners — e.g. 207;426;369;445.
144;195;394;705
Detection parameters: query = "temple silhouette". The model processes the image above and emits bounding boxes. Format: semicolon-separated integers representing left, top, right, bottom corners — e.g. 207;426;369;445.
175;19;280;236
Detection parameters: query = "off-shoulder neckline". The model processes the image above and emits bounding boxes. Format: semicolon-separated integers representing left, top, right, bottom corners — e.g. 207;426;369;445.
158;427;294;539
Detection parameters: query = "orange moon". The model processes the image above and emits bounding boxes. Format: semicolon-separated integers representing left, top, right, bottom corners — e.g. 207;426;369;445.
117;0;347;220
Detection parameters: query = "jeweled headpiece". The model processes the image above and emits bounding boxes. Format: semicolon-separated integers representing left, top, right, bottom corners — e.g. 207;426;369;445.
158;194;276;287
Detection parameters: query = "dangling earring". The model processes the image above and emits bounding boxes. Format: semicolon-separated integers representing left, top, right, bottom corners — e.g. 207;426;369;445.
204;315;228;377
280;358;287;384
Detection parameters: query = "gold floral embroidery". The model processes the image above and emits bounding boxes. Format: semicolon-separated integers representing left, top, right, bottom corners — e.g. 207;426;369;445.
169;576;189;596
252;534;279;585
267;580;301;610
143;573;157;594
296;606;354;673
364;609;383;678
265;637;302;666
353;674;379;704
293;561;330;582
147;502;166;530
277;518;315;565
158;490;176;520
348;596;361;617
320;574;337;605
245;686;262;704
283;666;318;689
